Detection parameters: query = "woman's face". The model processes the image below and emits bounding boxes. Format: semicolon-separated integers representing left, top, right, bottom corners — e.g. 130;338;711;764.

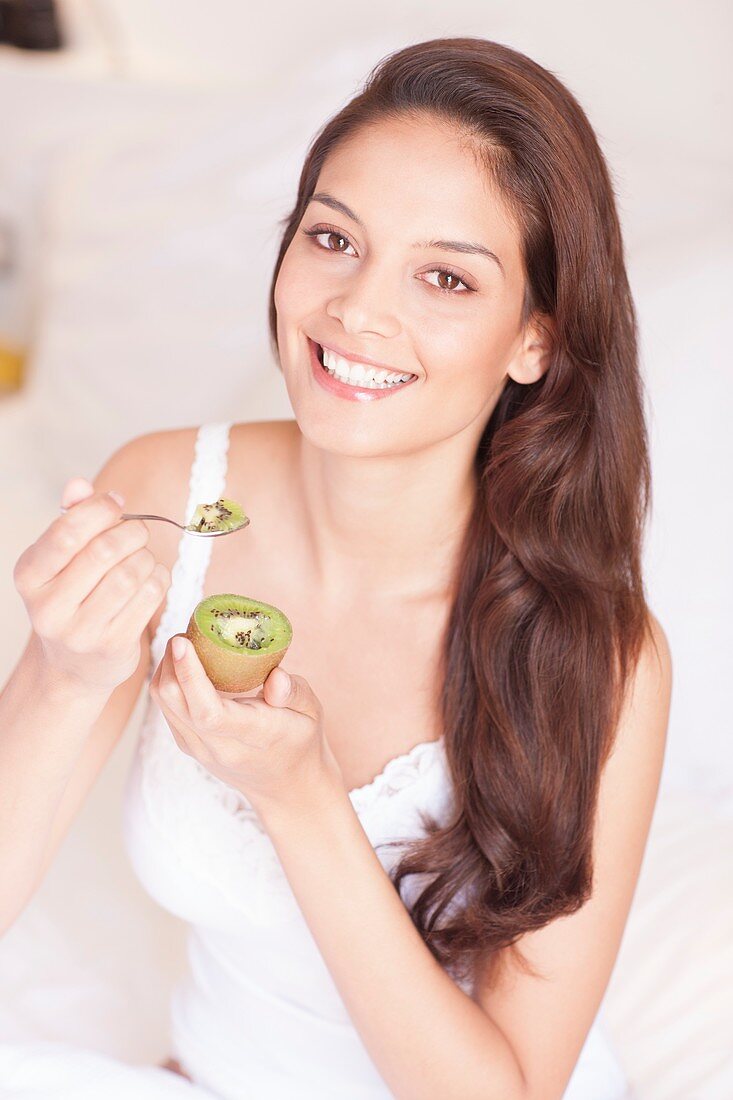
274;114;542;457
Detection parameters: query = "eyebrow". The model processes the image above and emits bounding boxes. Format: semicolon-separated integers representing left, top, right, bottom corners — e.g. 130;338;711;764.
308;191;505;278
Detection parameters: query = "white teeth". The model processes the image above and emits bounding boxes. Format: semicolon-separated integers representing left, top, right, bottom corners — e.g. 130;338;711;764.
348;362;366;382
321;346;414;388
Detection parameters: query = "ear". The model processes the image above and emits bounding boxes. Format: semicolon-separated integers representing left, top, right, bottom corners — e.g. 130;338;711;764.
506;312;556;385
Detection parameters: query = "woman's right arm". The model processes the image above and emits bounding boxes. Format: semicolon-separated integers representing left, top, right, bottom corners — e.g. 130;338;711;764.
0;632;151;935
0;436;173;936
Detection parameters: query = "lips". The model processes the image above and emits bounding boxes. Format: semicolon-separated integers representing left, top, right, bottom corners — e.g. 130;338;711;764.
308;337;416;401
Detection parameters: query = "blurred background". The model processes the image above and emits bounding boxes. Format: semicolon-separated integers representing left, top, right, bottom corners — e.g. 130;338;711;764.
0;2;731;1097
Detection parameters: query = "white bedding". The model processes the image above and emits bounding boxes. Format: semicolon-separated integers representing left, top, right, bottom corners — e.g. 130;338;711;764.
0;1041;218;1099
0;700;729;1099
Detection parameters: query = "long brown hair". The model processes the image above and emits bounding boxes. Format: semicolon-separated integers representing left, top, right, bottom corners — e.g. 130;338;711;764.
267;37;656;989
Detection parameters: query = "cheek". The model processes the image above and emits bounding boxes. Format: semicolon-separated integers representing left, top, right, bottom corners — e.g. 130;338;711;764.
421;321;496;387
417;324;511;426
274;246;321;318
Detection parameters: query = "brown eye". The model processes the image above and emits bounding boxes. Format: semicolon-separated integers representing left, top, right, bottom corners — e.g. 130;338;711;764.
301;226;356;255
438;272;460;291
422;268;473;295
325;233;348;251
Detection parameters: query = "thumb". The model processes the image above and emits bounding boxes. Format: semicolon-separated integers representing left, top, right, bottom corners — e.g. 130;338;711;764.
264;665;292;707
264;667;321;721
61;477;95;510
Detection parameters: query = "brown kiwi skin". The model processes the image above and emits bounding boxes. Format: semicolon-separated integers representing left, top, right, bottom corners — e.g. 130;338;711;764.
185;595;292;696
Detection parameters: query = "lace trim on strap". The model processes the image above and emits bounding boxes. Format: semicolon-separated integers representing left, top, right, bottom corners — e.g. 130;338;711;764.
148;421;233;672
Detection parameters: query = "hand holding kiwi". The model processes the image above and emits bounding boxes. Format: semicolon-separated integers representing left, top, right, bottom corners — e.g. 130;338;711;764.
154;593;331;818
12;478;172;696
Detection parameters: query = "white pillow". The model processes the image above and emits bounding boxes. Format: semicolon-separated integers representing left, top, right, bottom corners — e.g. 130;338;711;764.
603;786;733;1098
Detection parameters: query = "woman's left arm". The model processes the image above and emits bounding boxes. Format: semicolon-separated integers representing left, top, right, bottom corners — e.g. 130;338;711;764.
260;780;528;1100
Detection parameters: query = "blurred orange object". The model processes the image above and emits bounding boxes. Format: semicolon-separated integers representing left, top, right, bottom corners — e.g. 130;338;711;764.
0;341;24;391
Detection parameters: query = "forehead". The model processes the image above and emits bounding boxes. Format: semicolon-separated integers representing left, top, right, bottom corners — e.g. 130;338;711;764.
314;115;518;262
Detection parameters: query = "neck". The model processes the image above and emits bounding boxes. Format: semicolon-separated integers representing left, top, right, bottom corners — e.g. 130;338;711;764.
290;429;478;607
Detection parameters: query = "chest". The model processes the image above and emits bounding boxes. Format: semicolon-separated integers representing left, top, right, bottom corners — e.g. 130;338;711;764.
270;594;446;793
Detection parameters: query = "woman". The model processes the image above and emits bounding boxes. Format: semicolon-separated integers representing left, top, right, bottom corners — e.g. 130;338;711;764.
0;36;670;1100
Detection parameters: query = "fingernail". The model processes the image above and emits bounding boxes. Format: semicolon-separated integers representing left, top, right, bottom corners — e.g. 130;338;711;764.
172;636;187;660
108;490;125;507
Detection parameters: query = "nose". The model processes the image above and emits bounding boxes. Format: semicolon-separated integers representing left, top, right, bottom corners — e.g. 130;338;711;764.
326;257;401;340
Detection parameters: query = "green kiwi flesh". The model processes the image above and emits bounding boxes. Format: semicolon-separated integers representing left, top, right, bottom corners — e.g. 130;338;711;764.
186;498;250;534
186;593;293;695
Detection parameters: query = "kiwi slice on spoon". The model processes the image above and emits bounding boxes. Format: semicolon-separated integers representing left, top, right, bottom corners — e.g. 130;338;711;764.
186;593;293;695
185;498;249;534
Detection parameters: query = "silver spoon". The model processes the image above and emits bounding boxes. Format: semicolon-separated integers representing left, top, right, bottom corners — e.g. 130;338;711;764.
59;506;250;538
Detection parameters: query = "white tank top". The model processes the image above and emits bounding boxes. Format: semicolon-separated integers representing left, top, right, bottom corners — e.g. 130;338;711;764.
121;421;630;1100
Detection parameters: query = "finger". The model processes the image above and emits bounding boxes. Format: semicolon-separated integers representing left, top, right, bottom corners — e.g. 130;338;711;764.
70;544;155;633
104;561;171;639
152;646;189;720
149;653;163;694
262;666;291;708
150;647;187;720
151;653;203;755
171;635;224;730
61;477;95;509
162;710;201;759
18;489;126;593
263;668;321;721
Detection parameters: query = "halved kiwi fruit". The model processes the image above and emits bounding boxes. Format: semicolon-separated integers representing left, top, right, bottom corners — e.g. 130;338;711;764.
185;498;250;534
185;593;293;696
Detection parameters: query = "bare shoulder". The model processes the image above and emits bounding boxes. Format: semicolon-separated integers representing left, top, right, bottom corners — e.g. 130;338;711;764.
472;610;672;1100
105;413;294;550
98;424;199;519
638;609;673;701
102;418;297;515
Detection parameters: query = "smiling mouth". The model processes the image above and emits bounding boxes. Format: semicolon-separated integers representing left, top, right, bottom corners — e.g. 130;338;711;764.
313;341;416;390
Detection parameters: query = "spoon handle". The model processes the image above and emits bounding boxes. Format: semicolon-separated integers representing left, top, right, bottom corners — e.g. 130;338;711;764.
59;505;183;529
119;512;188;529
